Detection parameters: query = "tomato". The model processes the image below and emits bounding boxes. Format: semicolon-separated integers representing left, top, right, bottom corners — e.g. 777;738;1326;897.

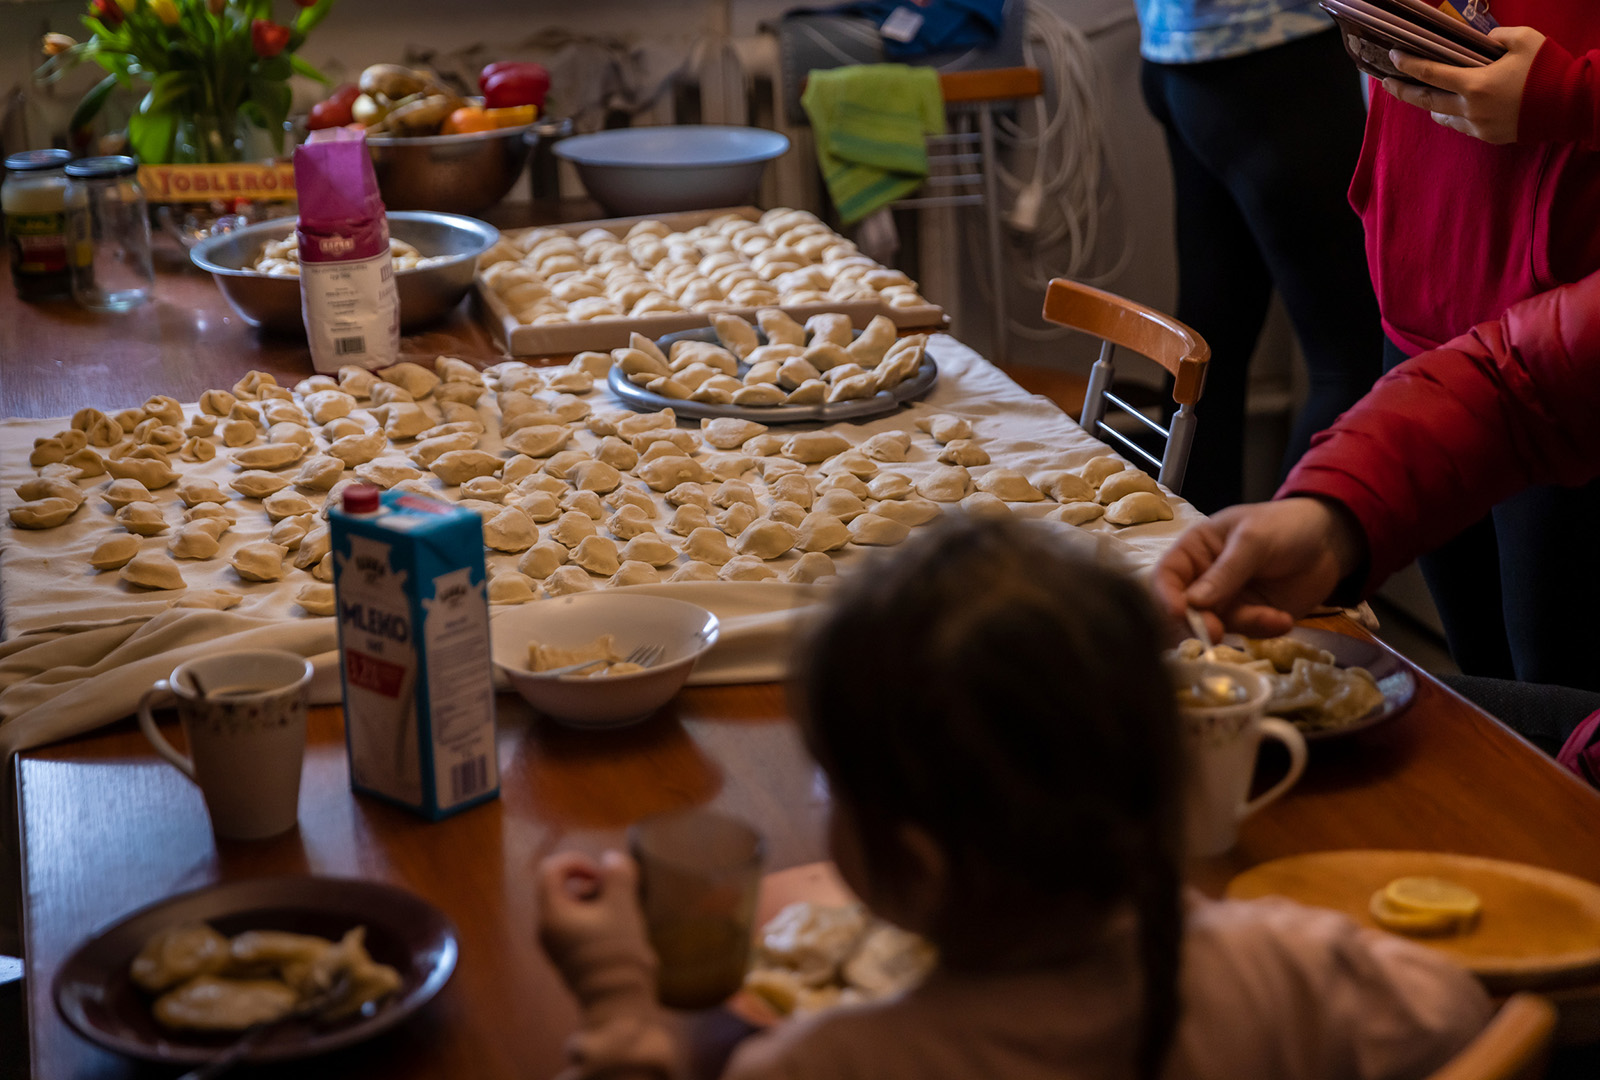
442;107;495;135
480;63;550;110
307;83;360;130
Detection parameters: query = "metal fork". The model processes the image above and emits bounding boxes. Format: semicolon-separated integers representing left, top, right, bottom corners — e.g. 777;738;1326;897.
539;642;665;678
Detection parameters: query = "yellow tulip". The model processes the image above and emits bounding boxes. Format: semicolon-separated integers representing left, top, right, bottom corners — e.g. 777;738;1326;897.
150;0;179;24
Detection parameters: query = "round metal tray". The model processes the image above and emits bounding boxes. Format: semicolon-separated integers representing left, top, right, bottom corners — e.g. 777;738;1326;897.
606;326;938;424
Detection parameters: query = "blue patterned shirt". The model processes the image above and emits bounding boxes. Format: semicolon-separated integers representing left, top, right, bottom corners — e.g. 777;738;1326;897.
1137;0;1334;63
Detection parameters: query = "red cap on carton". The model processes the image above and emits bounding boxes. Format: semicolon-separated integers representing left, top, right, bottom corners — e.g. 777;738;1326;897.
343;485;381;514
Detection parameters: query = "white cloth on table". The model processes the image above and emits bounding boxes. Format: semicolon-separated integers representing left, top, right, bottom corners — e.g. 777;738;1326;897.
0;334;1199;759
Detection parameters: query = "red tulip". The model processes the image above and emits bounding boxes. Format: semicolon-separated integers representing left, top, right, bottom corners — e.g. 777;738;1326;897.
292;0;318;6
251;19;291;57
91;0;124;27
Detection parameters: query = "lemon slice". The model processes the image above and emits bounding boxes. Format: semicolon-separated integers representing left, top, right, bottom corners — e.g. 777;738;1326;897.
1383;876;1483;920
1369;891;1467;936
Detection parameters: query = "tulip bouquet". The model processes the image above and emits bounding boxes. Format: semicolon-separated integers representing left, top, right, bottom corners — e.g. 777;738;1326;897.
37;0;335;164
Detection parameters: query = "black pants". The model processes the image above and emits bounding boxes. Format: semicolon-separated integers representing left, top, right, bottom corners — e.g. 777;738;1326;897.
1437;674;1600;759
1384;339;1600;689
1141;29;1382;513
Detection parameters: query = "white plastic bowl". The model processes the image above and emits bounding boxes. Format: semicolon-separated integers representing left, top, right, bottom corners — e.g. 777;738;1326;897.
491;593;720;729
553;125;790;216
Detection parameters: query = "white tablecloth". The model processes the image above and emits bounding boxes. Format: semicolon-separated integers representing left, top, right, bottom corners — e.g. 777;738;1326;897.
0;335;1199;758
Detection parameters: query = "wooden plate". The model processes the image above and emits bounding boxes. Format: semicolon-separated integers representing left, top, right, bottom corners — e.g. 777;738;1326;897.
53;876;458;1065
1227;851;1600;991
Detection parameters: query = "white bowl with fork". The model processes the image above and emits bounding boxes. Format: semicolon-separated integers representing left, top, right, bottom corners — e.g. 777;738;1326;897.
491;593;720;729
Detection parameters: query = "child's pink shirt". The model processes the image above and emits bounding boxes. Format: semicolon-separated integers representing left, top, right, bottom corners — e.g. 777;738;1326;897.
725;894;1490;1080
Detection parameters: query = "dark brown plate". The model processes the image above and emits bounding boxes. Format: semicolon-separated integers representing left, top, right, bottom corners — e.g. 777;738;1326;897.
1279;627;1418;740
53;876;457;1065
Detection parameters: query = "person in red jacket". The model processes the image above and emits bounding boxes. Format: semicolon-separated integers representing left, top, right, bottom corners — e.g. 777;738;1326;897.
1151;266;1600;787
1353;9;1600;689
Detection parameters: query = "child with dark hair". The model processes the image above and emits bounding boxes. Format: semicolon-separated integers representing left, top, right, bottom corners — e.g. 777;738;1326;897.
539;517;1489;1080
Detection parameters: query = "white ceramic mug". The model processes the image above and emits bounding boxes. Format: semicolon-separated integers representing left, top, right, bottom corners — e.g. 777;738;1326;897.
137;650;313;840
1173;660;1308;858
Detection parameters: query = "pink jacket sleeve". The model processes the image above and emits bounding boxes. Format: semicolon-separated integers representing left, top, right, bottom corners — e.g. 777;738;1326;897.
1521;38;1600;149
1278;267;1600;597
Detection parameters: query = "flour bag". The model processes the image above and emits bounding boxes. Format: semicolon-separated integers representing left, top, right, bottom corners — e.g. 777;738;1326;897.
294;128;399;373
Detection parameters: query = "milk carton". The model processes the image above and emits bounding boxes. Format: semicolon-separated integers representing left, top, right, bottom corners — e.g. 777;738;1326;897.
330;486;499;819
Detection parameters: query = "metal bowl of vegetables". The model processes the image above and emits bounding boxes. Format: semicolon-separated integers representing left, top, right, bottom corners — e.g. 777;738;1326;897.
365;125;534;215
319;61;541;215
190;210;498;335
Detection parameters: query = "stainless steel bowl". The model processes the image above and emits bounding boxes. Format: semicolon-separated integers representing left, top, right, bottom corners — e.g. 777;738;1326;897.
553;125;790;216
366;124;533;215
190;210;499;336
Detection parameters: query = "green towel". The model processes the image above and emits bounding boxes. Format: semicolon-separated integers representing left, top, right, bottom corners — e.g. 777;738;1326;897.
801;64;946;225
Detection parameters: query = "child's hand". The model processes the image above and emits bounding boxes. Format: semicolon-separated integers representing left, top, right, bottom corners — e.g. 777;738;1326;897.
538;850;657;1007
539;851;682;1080
1381;26;1545;144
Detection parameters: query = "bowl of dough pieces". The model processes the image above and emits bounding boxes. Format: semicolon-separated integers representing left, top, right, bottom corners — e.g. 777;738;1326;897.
606;310;936;423
190;210;499;335
491;592;720;728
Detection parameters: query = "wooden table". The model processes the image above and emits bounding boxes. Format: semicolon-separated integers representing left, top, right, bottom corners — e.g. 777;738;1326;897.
9;230;1600;1078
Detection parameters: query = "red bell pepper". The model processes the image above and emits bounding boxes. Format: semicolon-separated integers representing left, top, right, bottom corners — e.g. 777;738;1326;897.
251;19;291;58
479;62;549;110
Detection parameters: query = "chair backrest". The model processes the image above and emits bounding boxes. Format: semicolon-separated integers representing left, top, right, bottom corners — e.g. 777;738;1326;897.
1040;276;1210;494
1426;993;1557;1080
889;66;1044;366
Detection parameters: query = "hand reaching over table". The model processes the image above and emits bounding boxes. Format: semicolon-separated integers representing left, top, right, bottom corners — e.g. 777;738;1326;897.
1152;497;1366;640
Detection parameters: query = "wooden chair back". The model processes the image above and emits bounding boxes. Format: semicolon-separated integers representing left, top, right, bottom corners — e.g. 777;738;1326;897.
1040;277;1211;493
1426;994;1557;1080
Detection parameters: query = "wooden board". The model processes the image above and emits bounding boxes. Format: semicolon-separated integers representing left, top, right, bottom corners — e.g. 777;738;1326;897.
475;206;946;357
1227;850;1600;992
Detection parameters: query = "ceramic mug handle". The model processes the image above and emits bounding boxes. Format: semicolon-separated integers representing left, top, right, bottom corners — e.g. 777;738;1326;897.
137;680;196;781
1238;717;1308;823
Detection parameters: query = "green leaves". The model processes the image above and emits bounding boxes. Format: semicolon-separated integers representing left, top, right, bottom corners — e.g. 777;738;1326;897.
244;77;293;152
127;103;178;164
69;73;120;132
289;53;329;84
53;0;335;164
294;0;336;36
144;69;193;114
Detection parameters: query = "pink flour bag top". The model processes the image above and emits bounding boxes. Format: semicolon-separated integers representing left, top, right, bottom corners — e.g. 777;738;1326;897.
294;128;398;373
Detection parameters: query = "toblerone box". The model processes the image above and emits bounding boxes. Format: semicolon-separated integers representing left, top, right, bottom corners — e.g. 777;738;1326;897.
330;491;499;819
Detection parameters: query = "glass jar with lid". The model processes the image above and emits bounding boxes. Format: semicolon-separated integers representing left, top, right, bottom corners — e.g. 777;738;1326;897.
65;155;154;312
3;148;75;301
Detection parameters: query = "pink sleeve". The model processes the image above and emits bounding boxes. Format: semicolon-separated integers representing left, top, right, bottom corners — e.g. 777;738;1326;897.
1278;268;1600;596
1520;38;1600;148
